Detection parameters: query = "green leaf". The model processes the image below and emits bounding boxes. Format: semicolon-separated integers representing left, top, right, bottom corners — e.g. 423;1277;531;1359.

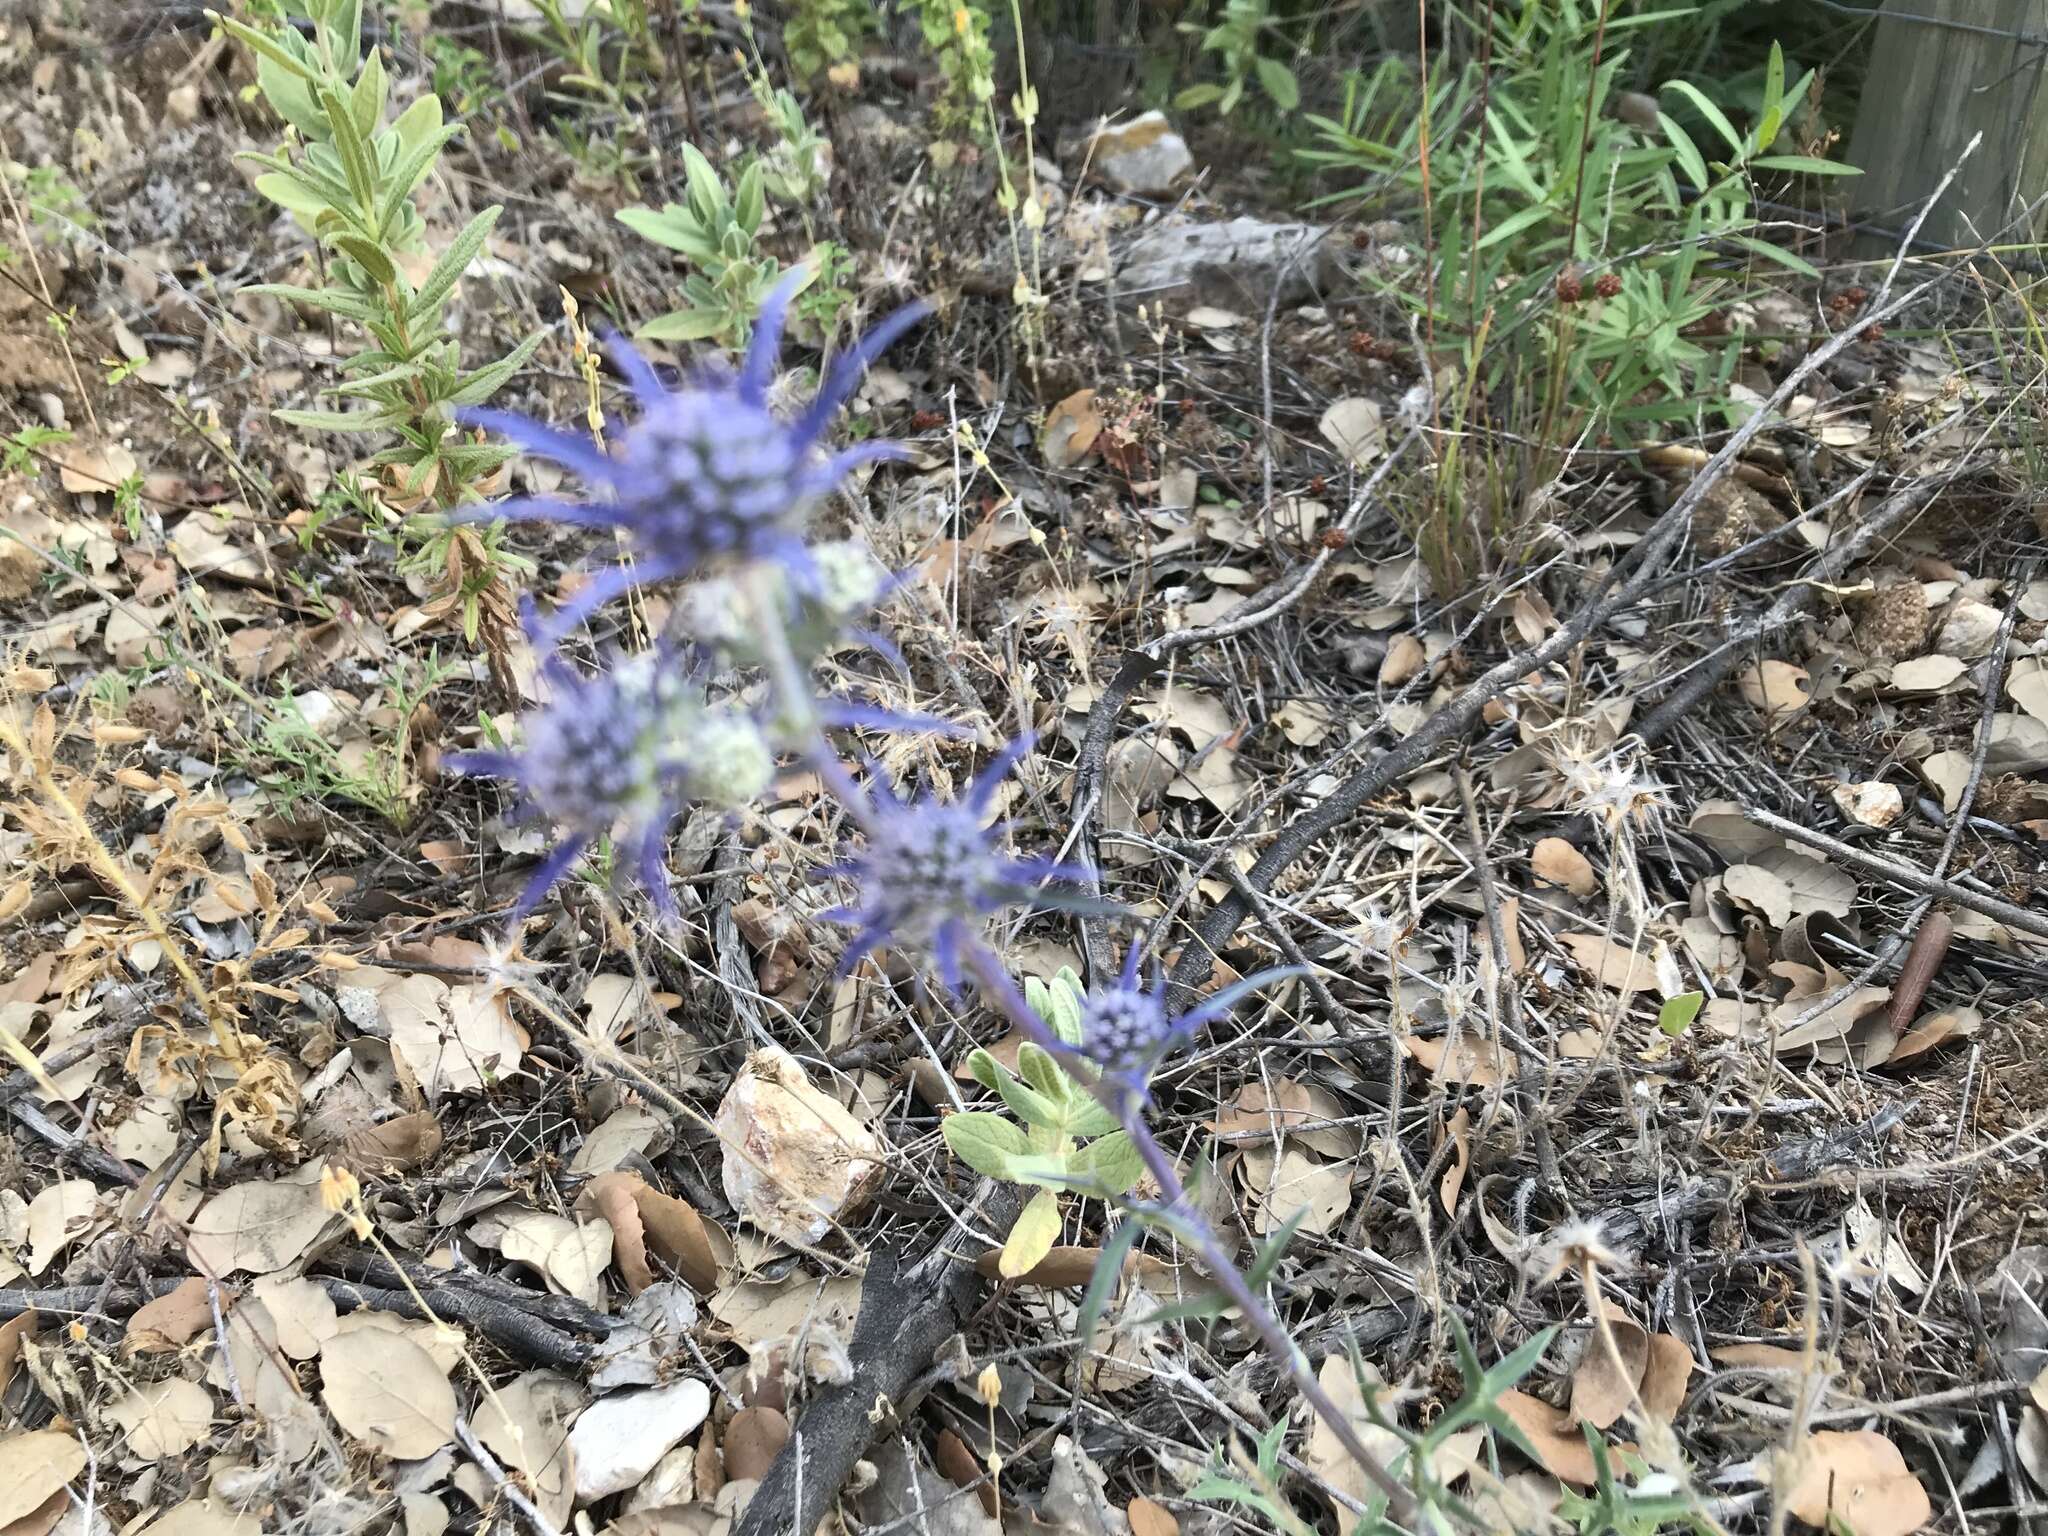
274;405;407;433
1727;232;1819;278
1750;154;1860;177
1662;80;1742;155
350;45;387;138
977;1056;1064;1132
242;283;381;324
615;206;719;262
733;160;765;236
1069;1130;1143;1195
1046;968;1085;1046
444;330;543;408
1254;55;1299;111
681;143;728;220
391;93;444;159
1474;200;1556;251
378;124;463;236
318;85;378;214
1756;41;1785;152
1657;991;1705;1036
210;12;317;80
1076;1220;1142;1340
942;1111;1029;1178
1657;113;1710;192
328;361;426;397
407;206;502;322
252;171;334;225
999;1189;1062;1277
329;232;396;283
1174;83;1224;110
1065;1096;1120;1139
1016;1043;1067;1106
635;306;732;343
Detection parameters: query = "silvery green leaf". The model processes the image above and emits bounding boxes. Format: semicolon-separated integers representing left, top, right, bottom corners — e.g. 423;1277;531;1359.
941;1111;1027;1179
406;205;501;322
444;330;543;408
274;405;407;433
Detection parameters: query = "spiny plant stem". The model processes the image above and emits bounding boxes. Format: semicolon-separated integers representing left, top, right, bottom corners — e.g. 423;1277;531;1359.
959;942;1422;1527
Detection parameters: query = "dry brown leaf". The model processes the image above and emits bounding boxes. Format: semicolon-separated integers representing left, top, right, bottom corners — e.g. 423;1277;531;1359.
338;1110;444;1172
24;1180;98;1275
1888;654;1968;695
1570;1308;1649;1431
1041;389;1103;468
1380;632;1426;686
571;1104;667;1174
1711;1342;1812;1371
319;1328;456;1460
1127;1497;1179;1536
109;1376;214;1459
185;1161;335;1275
1318;396;1385;467
1244;1148;1353;1236
1403;1034;1514;1087
725;1405;791;1484
1640;1333;1694;1423
478;1208;613;1305
716;1047;885;1246
125;1277;214;1354
0;1312;32;1399
249;1274;338;1360
578;1171;654;1294
570;1379;712;1501
55;437;139;496
1781;1430;1930;1536
1206;1079;1361;1159
1886;1005;1983;1067
0;1432;84;1525
1438;1107;1472;1216
1302;1354;1406;1523
472;1370;583;1528
1497;1391;1600;1486
1557;932;1650;997
971;1244;1173;1288
633;1183;724;1294
0;1488;66;1536
1531;837;1598;898
1739;660;1810;717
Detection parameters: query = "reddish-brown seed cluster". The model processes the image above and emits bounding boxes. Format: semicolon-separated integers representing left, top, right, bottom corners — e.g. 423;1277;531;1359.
1861;323;1887;343
1307;475;1327;497
910;408;946;432
1320;527;1350;550
1593;271;1622;299
1348;329;1375;357
1828;285;1871;316
1555;268;1584;303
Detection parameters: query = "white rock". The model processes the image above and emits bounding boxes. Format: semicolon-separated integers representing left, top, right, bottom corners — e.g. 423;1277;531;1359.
568;1379;711;1502
1935;598;2002;658
1085;111;1192;196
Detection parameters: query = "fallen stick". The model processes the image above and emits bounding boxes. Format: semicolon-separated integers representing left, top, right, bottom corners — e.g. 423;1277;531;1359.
1745;809;2048;945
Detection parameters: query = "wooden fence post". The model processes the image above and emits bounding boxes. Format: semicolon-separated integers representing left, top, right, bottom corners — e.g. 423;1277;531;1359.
1846;0;2048;249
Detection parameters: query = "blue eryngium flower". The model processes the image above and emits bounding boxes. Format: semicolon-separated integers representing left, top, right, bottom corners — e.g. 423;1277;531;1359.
821;735;1097;993
458;270;929;645
448;648;774;921
1081;944;1305;1084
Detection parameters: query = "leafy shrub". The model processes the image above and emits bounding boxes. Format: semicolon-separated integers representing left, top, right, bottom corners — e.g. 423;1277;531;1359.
216;0;541;508
1175;0;1300;116
1300;4;1854;584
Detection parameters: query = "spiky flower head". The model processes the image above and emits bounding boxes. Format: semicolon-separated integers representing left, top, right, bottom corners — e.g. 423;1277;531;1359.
458;271;928;648
449;648;774;920
1078;944;1304;1084
820;735;1093;993
672;537;899;670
